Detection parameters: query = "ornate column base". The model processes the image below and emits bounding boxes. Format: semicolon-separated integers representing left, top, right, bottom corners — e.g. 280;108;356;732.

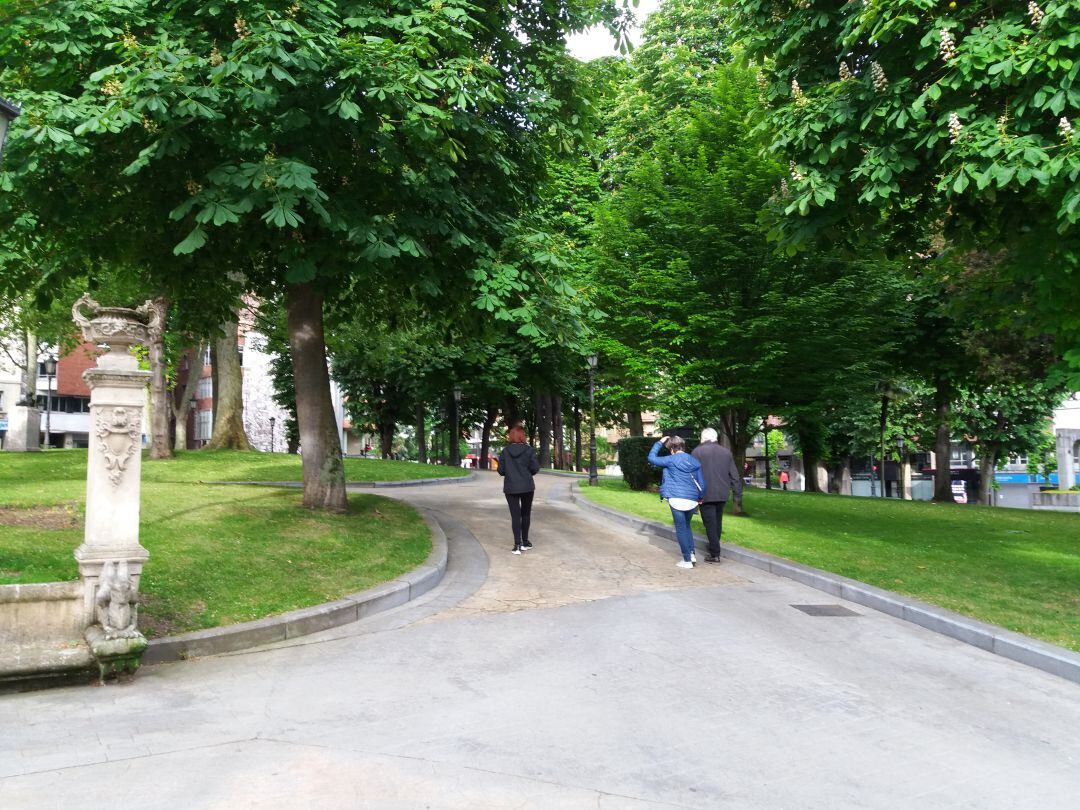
84;625;148;682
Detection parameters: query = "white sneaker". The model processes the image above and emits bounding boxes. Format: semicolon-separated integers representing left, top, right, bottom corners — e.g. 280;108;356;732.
690;552;697;563
676;560;694;569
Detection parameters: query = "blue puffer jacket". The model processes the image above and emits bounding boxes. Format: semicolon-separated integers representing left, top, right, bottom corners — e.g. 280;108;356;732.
647;440;705;501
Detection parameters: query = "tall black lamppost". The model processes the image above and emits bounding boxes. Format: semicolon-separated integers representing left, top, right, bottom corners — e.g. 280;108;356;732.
0;97;21;166
269;416;276;454
587;355;598;486
42;356;57;449
450;385;462;467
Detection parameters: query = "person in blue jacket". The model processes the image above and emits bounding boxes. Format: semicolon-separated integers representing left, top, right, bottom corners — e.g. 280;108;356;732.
648;435;706;568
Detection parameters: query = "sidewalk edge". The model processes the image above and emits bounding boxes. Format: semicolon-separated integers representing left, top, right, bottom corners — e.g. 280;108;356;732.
142;509;449;664
569;482;1080;685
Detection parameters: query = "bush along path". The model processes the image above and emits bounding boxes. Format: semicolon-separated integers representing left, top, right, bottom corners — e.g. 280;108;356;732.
0;451;434;637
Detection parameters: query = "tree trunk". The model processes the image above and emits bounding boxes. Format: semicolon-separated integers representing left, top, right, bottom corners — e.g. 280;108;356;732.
878;394;889;499
573;402;583;472
449;393;460;467
416;404;427;464
627;408;644;438
379;420;395;459
23;331;38;402
798;427;823;494
206;320;252;450
480;406;498;470
173;343;203;451
977;447;998;506
286;416;300;454
932;379;955;503
148;298;172;459
286;282;347;512
552;395;564;469
839;457;853;495
503;397;521;429
536;391;551;467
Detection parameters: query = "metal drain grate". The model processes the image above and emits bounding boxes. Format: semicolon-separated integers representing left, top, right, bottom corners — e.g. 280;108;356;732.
791;604;861;617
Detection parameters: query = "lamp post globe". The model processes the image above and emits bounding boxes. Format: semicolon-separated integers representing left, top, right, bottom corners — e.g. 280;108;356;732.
586;355;598;486
0;97;20;166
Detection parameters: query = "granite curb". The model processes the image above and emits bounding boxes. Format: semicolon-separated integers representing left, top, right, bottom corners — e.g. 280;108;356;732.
208;471;476;489
142;509;449;664
569;482;1080;685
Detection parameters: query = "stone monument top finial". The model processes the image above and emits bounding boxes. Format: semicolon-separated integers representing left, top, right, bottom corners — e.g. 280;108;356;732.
71;293;162;371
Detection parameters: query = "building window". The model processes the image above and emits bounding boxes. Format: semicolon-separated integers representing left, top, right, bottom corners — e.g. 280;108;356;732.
196;409;213;441
197;376;213;400
203;345;212;365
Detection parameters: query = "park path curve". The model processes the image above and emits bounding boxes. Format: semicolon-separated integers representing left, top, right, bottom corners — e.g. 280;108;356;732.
0;471;1078;809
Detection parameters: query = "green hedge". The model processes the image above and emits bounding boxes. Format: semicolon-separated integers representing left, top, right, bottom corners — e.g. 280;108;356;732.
617;436;700;491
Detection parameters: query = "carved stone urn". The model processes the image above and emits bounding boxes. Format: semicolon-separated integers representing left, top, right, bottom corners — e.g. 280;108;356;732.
71;294;161;681
72;293;162;372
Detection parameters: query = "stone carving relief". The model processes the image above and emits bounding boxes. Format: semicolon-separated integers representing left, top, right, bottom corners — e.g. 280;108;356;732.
95;560;141;640
97;407;141;485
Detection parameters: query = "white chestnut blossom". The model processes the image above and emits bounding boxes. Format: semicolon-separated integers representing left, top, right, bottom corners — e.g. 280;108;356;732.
1028;2;1045;26
871;62;888;92
939;28;957;61
948;112;963;144
1060;117;1074;142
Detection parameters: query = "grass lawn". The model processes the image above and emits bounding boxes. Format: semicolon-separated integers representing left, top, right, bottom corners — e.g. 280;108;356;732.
579;480;1080;652
0;450;435;637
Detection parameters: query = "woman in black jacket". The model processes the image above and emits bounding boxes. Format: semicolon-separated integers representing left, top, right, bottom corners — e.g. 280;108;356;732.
498;424;540;554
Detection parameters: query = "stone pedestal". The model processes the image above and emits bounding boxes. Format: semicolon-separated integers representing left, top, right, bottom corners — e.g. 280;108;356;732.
5;405;40;452
70;294;161;680
1056;429;1079;491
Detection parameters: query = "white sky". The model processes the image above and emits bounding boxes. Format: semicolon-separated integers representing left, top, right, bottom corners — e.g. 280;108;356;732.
567;0;663;61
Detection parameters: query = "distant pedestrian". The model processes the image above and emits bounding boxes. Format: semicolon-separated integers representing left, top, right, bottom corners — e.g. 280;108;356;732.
691;428;743;563
779;469;789;491
648;435;705;569
498;425;540;554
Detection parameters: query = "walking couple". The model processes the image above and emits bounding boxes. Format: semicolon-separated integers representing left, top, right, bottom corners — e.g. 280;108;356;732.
648;429;742;568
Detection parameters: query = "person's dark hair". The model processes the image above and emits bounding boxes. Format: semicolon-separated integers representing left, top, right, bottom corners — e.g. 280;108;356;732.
668;436;685;452
507;425;527;444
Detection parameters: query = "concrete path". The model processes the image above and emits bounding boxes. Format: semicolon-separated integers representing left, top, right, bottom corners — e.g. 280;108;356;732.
2;472;1078;809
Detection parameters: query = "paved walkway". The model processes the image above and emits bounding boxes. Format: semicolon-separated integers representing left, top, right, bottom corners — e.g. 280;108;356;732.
1;472;1078;808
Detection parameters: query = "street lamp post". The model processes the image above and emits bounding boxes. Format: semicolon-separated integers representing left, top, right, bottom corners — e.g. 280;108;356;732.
0;97;21;167
587;355;598;486
43;356;56;449
450;386;462;467
270;416;276;454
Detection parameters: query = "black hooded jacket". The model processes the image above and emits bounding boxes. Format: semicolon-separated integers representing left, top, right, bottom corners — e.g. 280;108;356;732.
498;442;540;494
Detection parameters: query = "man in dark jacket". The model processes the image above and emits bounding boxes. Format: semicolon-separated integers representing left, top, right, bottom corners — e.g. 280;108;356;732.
691;428;743;563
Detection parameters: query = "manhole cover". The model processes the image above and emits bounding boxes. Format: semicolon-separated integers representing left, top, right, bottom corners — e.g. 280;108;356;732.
791;604;861;617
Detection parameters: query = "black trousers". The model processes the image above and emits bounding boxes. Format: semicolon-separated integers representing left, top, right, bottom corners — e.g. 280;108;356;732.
505;491;535;545
699;500;726;557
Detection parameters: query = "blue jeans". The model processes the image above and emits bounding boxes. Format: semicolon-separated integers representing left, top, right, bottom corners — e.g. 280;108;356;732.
669;505;698;562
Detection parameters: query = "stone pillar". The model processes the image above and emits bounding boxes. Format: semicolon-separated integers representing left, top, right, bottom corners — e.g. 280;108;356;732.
4;404;40;451
1057;430;1078;490
70;295;161;679
900;458;914;500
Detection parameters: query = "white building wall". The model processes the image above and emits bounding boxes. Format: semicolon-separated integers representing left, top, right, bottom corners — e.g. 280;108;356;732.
240;330;293;453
